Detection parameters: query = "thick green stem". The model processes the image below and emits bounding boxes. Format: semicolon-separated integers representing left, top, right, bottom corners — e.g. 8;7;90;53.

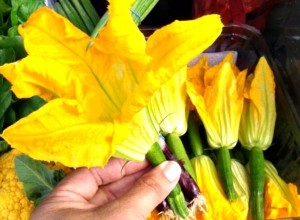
217;147;237;201
146;142;189;219
58;0;89;33
187;112;204;157
70;0;95;34
80;0;100;25
249;147;265;220
165;133;196;181
90;11;109;38
54;2;68;17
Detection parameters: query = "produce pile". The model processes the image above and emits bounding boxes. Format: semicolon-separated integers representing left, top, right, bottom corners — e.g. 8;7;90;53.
0;0;299;219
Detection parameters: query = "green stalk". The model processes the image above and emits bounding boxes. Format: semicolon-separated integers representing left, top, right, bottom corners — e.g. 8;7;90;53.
217;147;237;201
165;133;196;181
130;0;159;24
187;112;204;157
90;11;108;38
249;147;265;220
146;142;189;218
54;2;68;18
70;0;95;34
90;0;159;38
59;0;89;33
80;0;100;25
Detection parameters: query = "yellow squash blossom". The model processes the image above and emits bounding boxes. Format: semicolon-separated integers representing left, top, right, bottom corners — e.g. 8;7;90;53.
264;160;300;219
148;68;188;136
238;56;277;220
239;56;276;150
187;53;246;149
187;52;247;201
191;155;249;220
0;0;223;167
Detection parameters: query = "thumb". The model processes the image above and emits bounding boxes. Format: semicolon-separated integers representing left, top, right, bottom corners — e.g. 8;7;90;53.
98;161;181;219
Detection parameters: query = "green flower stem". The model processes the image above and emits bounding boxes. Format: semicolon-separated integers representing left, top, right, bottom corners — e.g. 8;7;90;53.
90;11;109;38
249;147;265;220
165;133;196;181
146;142;189;219
54;2;68;18
217;147;237;201
70;0;95;33
166;184;190;218
187;112;204;157
80;0;100;25
90;0;159;38
58;0;89;33
130;0;159;23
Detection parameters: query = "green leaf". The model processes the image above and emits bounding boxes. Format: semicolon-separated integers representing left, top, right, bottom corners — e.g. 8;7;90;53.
0;36;27;59
0;116;4;131
0;47;15;64
11;0;45;26
4;106;16;125
0;140;10;155
0;75;12;120
0;0;11;15
14;154;65;206
13;96;46;119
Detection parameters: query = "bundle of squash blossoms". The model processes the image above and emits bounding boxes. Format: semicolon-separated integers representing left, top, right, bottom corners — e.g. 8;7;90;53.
0;0;299;219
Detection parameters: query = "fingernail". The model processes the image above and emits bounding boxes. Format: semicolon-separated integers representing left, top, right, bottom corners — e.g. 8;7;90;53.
161;161;181;182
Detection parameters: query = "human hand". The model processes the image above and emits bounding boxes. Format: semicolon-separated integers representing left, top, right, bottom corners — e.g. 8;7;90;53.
30;158;181;220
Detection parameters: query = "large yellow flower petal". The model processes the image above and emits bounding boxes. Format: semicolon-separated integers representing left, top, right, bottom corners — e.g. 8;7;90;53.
239;57;276;150
0;56;84;101
146;14;223;72
96;0;148;68
1;99;114;168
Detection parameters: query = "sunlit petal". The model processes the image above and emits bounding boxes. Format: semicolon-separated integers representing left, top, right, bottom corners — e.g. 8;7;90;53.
2;99;114;168
146;15;223;72
0;56;84;101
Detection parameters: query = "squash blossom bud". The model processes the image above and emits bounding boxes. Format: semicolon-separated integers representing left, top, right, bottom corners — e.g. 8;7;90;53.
239;56;276;150
187;53;246;149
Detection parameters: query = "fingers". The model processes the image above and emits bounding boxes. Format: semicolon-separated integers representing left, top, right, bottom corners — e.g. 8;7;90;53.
95;161;181;220
49;158;149;203
89;158;149;186
89;167;151;206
